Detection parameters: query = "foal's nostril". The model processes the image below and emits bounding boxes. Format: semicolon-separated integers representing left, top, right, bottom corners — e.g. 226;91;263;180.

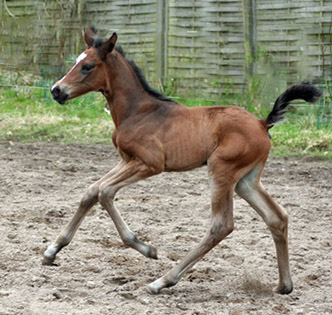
51;86;61;98
50;85;69;104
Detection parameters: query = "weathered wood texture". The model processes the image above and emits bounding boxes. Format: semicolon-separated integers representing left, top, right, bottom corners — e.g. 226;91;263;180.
0;0;331;96
84;0;158;82
0;0;84;78
167;0;245;95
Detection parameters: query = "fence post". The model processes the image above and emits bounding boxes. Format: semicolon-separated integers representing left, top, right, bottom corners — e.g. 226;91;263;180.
242;0;257;79
156;0;168;86
0;0;2;23
77;0;85;54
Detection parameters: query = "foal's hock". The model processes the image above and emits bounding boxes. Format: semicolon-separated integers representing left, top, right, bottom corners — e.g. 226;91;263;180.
44;28;321;295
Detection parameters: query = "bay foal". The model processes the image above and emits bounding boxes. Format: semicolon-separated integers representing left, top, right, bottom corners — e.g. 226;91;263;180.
45;28;321;295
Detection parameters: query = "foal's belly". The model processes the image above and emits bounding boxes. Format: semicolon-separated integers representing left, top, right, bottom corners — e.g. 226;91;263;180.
163;137;212;172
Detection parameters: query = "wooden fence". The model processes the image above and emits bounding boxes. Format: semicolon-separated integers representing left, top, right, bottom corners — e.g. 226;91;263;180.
0;0;331;97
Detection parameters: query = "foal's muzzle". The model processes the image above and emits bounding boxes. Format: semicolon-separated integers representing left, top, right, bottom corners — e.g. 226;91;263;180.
51;86;69;105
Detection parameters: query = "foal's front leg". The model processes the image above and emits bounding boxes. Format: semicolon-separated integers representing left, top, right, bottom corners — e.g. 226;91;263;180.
43;160;126;265
98;160;158;259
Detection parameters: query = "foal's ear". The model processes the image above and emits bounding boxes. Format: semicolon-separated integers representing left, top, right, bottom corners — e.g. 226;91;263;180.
109;32;118;48
83;27;97;48
99;32;117;61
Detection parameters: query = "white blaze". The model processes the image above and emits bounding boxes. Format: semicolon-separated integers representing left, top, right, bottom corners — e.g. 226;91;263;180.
52;51;88;90
75;52;87;65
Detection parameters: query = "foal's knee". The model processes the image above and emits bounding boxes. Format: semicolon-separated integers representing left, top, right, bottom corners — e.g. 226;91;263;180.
80;183;99;209
209;220;234;246
98;183;116;206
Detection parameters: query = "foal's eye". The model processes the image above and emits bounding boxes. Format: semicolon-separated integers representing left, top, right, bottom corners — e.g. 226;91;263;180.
81;63;95;73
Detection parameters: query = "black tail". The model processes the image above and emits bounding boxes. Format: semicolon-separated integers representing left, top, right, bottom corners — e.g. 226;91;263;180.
265;82;321;129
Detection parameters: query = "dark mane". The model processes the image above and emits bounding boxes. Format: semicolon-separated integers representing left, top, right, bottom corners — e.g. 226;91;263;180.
115;46;172;102
93;37;172;102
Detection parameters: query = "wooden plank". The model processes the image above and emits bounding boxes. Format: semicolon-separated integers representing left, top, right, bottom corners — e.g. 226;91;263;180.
156;0;168;84
257;3;309;10
204;7;242;13
242;0;257;78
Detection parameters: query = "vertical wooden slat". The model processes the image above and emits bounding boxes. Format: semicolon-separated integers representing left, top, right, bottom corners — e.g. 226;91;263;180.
156;0;168;85
242;0;257;78
0;0;2;24
76;0;85;54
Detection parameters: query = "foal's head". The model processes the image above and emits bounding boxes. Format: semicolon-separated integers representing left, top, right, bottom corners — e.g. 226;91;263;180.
51;28;117;104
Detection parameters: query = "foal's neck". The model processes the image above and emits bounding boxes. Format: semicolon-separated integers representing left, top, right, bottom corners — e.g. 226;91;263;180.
104;52;146;127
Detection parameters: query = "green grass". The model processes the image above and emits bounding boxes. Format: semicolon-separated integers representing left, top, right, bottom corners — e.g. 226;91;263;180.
270;118;331;159
0;85;331;160
0;87;113;143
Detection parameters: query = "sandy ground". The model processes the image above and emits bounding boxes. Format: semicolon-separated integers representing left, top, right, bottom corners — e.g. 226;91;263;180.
0;142;331;315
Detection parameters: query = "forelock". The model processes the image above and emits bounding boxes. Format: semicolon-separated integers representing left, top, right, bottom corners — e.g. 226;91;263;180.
92;38;104;48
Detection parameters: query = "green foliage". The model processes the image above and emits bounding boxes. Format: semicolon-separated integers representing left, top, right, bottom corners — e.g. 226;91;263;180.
0;86;113;143
162;77;181;97
270;114;331;159
316;80;332;129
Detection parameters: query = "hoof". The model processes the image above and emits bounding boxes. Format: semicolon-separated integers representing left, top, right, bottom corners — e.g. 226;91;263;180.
147;277;177;295
147;283;160;295
147;278;165;295
147;246;158;260
42;253;55;266
275;283;293;295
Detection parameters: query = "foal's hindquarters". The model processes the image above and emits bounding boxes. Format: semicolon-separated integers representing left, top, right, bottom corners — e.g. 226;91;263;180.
148;109;292;294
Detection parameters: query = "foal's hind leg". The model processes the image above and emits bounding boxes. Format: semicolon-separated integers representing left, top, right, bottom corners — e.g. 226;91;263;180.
148;162;235;294
43;160;126;265
98;160;159;259
235;164;293;294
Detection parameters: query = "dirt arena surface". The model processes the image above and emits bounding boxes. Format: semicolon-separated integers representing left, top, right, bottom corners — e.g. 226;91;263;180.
0;142;331;315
